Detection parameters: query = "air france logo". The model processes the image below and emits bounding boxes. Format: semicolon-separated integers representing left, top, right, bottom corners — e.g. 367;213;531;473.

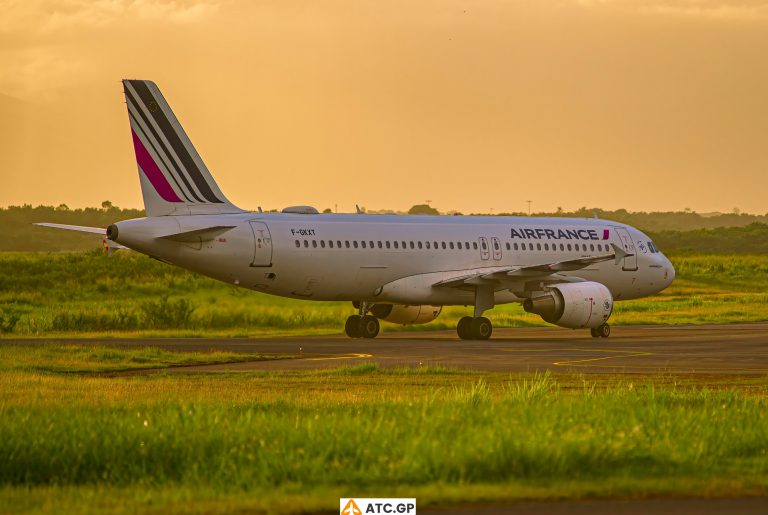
510;227;610;241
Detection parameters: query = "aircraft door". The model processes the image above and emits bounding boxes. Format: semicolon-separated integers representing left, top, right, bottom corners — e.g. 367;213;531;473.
491;237;502;260
479;237;490;260
614;227;638;271
249;221;273;267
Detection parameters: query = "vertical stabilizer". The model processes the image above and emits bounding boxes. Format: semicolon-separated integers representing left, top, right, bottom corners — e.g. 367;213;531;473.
122;79;244;216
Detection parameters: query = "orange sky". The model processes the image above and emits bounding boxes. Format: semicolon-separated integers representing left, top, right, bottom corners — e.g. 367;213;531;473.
2;0;768;214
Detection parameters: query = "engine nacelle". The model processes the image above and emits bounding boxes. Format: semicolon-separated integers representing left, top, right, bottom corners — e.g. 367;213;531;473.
370;304;442;325
523;281;613;329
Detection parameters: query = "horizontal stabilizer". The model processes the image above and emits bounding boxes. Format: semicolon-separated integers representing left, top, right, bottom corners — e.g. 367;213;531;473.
157;225;236;243
34;223;106;235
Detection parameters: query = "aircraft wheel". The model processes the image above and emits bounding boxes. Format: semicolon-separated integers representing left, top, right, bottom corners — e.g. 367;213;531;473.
598;323;611;338
360;315;380;339
470;317;493;340
590;327;600;338
345;315;362;338
456;316;473;340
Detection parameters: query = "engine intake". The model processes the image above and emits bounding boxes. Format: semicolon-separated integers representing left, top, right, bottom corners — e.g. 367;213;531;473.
370;304;442;325
523;281;613;329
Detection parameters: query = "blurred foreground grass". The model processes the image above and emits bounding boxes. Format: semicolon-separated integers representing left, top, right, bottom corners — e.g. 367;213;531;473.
0;251;767;337
0;365;766;513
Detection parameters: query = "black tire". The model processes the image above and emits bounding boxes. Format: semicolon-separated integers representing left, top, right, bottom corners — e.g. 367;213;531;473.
360;315;380;339
345;315;362;338
457;316;473;340
470;317;493;340
599;324;611;338
590;327;600;338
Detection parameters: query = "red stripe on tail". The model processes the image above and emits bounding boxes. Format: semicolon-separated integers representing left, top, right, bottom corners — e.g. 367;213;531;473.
131;129;182;202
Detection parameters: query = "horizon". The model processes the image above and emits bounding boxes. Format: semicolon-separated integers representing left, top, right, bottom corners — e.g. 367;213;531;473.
1;201;765;217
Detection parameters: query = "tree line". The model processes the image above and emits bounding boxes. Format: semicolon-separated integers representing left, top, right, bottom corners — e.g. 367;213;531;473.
1;203;766;253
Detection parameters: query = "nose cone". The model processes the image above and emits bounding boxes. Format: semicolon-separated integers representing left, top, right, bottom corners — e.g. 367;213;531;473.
663;255;675;287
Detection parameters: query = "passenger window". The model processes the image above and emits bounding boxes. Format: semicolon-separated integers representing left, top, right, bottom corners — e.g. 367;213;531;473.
442;242;447;249
361;241;367;249
378;241;382;249
329;240;334;248
295;240;300;248
320;240;326;248
434;241;438;249
449;242;454;249
303;240;309;248
312;240;317;248
457;242;462;249
481;240;487;250
409;241;415;249
345;241;350;248
426;241;431;249
582;244;587;251
590;244;594;251
514;243;518;250
473;242;478;250
537;243;542;251
465;242;470;249
505;243;510;251
544;243;549;251
386;241;391;249
353;241;358;248
567;243;571;251
394;241;399;249
418;241;423;249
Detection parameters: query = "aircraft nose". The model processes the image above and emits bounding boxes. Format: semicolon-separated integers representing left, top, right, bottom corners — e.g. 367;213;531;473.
664;256;675;285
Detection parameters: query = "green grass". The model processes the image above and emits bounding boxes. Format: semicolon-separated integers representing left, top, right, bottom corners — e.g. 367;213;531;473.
0;366;766;513
0;343;292;373
0;251;766;337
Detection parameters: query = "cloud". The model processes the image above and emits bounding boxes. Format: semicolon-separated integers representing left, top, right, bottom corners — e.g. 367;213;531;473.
0;0;220;35
574;0;768;20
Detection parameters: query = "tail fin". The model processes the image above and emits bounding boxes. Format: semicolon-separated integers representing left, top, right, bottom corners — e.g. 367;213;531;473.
122;79;244;217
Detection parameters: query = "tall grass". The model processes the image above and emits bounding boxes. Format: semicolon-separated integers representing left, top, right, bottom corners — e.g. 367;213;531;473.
1;380;765;488
1;251;767;336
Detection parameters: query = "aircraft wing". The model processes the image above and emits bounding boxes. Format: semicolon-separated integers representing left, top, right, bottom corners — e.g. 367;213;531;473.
433;243;631;289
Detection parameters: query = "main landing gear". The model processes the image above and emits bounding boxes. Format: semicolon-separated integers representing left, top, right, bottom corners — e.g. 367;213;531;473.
345;301;380;339
590;324;611;338
456;316;493;340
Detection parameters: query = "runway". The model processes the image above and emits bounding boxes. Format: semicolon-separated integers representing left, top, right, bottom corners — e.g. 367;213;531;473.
9;323;768;374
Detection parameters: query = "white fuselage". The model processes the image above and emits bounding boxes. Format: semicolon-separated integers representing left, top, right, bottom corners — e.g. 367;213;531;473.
112;213;675;307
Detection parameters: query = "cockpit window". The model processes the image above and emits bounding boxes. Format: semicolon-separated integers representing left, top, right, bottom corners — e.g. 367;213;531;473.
648;241;658;253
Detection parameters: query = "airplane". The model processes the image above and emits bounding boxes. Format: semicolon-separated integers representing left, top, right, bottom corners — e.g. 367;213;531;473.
36;80;675;340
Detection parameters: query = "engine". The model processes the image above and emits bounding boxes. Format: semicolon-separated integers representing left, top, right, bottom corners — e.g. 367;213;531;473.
370;304;442;325
522;281;613;329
